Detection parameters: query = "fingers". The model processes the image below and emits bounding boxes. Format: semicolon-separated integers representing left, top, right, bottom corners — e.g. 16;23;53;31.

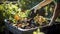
34;9;37;13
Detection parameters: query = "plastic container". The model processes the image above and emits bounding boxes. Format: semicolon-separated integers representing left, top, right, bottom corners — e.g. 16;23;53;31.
4;19;38;34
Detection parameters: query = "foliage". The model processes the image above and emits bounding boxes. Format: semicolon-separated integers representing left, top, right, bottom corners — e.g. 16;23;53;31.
0;2;19;32
0;2;32;23
18;0;42;9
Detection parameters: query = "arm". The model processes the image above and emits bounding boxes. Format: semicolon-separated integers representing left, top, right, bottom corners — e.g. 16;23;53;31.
36;0;53;9
31;0;53;10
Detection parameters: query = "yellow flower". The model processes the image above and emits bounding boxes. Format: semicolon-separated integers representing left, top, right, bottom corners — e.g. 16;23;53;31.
14;15;20;21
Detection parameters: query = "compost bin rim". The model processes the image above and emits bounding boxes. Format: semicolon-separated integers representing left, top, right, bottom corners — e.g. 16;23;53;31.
4;19;60;31
4;19;38;31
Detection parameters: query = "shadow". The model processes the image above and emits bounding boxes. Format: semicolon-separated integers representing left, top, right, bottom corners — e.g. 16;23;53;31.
40;22;60;34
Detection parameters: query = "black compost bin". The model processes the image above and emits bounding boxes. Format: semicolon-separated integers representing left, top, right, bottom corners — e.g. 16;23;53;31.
4;19;38;34
4;19;60;34
40;22;60;34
